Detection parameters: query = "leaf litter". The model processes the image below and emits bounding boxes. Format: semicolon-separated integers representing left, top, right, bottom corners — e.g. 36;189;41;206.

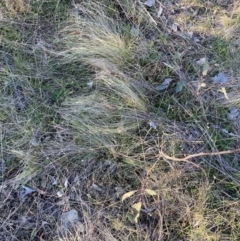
121;190;137;202
2;1;240;240
57;209;84;237
175;80;185;93
212;72;228;84
149;121;157;129
156;78;172;90
157;6;163;17
19;186;35;202
144;0;155;7
227;107;239;121
127;202;142;223
196;57;207;65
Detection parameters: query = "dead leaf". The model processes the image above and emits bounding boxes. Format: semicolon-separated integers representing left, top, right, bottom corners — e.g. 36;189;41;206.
156;78;172;91
144;0;155;7
127;202;142;223
121;190;137;202
145;189;157;196
212;73;228;84
126;213;136;223
87;82;93;88
194;37;200;43
187;32;193;38
64;178;68;188
132;202;142;211
171;24;178;32
57;191;64;198
19;186;35;201
157;6;163;17
221;129;229;134
149;121;157;129
91;183;103;192
227;107;239;120
175;80;185;93
196;58;206;65
57;209;84;236
219;87;229;99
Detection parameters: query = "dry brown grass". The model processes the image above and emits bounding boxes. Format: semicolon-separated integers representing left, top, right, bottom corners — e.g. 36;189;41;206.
0;0;240;241
1;0;31;15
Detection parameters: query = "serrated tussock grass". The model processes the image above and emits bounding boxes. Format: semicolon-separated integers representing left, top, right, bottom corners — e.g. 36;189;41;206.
57;2;151;158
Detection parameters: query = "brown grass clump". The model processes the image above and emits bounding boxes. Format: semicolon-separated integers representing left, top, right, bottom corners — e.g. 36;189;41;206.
1;0;31;15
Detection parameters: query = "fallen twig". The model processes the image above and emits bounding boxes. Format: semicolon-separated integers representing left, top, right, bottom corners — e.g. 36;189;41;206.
159;148;240;162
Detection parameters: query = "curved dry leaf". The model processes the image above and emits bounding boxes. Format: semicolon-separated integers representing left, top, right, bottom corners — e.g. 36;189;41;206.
121;190;137;202
156;78;172;91
126;213;136;223
91;183;103;192
196;57;206;65
132;202;142;212
145;189;157;196
219;87;229;99
127;201;142;223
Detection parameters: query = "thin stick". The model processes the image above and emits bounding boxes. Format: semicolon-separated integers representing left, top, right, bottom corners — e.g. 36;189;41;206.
159;148;240;162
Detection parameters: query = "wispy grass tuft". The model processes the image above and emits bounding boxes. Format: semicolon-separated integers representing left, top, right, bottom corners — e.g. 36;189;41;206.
57;2;150;158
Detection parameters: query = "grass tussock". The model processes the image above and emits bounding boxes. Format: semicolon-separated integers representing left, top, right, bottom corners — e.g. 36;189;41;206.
1;0;240;241
1;0;31;15
57;2;150;158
